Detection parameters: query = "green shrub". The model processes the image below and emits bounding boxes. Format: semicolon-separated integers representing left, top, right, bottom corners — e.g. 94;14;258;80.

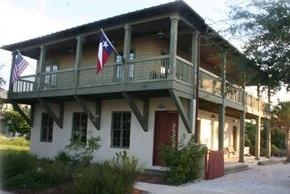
71;151;138;194
0;150;37;184
55;151;73;165
271;144;286;157
0;150;73;189
65;136;101;166
160;135;207;185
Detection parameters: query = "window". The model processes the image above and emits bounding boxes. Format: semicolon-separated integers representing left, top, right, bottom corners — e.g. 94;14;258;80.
72;113;88;143
44;64;58;89
40;113;53;142
111;112;131;148
114;52;135;81
115;54;124;80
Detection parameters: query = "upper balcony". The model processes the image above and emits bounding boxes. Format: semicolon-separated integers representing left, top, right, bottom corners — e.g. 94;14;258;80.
10;54;269;117
2;2;269;118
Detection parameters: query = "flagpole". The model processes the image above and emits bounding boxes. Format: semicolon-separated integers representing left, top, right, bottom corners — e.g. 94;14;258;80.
100;28;119;56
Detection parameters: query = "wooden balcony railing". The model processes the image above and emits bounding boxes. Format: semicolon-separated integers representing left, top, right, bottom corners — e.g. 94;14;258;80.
10;55;269;113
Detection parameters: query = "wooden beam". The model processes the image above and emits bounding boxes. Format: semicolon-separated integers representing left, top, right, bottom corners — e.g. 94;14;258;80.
122;92;148;132
169;89;192;133
11;102;32;127
169;14;179;80
37;45;46;91
38;98;63;128
74;96;100;130
8;52;16;94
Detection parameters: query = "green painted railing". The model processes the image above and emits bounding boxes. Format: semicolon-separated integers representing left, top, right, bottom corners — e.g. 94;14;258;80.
11;55;268;113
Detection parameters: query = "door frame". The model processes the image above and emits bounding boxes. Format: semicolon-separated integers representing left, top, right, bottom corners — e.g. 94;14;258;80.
152;110;178;166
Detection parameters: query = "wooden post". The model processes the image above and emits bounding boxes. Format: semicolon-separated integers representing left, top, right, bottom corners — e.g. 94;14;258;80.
218;50;227;151
266;86;271;158
191;31;200;138
169;14;179;80
123;23;132;81
239;78;246;163
37;45;46;90
74;36;83;92
255;116;261;160
8;51;17;93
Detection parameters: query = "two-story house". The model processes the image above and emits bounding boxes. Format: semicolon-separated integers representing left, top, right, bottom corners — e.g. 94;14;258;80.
2;1;269;169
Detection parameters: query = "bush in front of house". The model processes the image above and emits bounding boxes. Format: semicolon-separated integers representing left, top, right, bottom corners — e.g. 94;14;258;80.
271;144;286;157
1;136;139;193
70;150;139;194
65;135;101;166
0;150;72;189
160;135;207;185
0;150;37;186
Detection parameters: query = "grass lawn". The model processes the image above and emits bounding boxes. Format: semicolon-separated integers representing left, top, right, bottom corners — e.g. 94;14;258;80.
0;144;29;151
0;134;30;151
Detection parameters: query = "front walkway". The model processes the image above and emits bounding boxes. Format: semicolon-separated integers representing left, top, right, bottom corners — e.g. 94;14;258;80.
135;157;288;194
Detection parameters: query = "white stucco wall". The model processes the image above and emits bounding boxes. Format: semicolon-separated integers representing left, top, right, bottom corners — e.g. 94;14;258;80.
30;97;193;169
198;110;240;151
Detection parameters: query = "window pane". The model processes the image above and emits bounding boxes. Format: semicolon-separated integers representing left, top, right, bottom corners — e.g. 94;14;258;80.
122;130;130;147
111;112;131;148
41;113;53;142
113;130;121;147
72;113;87;143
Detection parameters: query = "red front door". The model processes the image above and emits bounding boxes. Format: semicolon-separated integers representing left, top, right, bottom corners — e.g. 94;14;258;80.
153;111;178;166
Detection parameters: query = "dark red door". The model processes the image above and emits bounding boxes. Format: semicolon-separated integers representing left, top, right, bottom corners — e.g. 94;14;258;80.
153;111;178;166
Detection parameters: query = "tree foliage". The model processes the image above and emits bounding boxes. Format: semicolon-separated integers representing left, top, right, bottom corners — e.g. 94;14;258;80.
4;110;31;135
228;0;290;91
271;101;290;161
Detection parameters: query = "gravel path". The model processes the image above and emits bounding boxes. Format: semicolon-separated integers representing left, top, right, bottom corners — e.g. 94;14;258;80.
135;159;290;194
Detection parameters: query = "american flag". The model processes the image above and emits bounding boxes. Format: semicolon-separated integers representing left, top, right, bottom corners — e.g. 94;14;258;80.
12;53;29;84
97;29;116;73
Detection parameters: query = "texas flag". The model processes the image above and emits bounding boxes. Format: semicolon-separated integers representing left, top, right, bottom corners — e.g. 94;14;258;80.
97;30;114;73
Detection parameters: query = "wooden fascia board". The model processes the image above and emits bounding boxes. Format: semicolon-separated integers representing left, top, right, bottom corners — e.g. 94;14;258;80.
38;98;64;128
122;92;148;132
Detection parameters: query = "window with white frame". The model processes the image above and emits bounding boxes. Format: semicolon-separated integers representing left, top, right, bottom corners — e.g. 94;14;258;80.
114;52;135;80
40;113;53;142
111;112;131;148
72;113;88;143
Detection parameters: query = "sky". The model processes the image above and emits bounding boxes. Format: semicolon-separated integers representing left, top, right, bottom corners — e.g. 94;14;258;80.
0;0;289;103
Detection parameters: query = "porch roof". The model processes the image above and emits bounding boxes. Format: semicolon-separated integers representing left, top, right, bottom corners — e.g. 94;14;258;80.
2;1;237;56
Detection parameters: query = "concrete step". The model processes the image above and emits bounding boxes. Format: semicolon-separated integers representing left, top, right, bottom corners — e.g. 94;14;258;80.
224;164;249;175
257;159;284;166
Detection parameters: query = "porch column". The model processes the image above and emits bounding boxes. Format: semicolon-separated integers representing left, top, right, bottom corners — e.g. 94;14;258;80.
37;45;47;90
266;86;271;158
239;82;246;163
8;51;17;93
218;50;227;151
169;14;179;80
123;23;132;81
74;36;83;91
191;31;200;139
255;116;261;160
